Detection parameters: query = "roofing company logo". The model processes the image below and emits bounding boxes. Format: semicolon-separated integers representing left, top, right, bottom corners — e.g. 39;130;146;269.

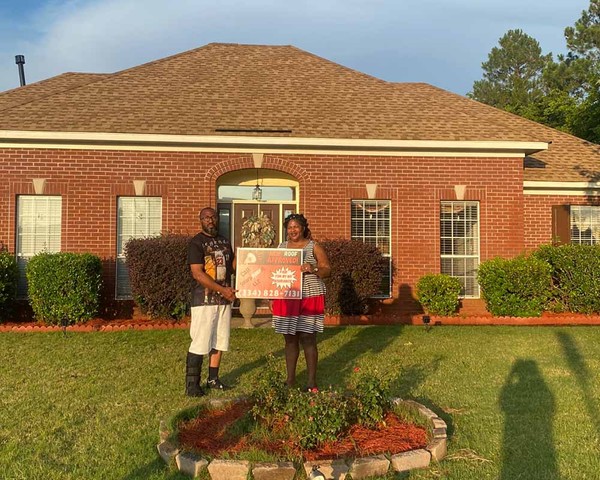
271;267;297;289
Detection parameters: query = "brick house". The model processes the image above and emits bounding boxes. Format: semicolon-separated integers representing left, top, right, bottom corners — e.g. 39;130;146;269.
1;43;599;320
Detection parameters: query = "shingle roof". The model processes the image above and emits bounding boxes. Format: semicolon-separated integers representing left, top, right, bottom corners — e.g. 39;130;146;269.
0;72;109;112
0;42;598;182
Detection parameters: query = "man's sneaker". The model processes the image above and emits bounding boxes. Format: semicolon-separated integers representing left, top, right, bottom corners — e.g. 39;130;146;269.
206;378;230;390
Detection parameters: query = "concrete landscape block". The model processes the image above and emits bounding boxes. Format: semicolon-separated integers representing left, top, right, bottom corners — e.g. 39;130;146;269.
427;438;448;461
252;461;296;480
303;459;349;480
159;420;170;443
402;399;438;419
431;417;447;430
207;459;250;480
390;449;431;472
348;454;390;479
176;452;208;477
156;441;179;464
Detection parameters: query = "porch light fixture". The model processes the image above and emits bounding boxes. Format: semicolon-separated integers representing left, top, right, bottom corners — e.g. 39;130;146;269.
252;169;262;201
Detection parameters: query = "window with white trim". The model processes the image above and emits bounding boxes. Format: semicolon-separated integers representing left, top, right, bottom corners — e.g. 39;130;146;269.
570;206;600;244
440;201;480;297
16;195;62;296
116;197;162;299
351;200;392;297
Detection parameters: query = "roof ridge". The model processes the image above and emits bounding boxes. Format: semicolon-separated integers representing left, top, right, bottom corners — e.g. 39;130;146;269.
287;45;392;86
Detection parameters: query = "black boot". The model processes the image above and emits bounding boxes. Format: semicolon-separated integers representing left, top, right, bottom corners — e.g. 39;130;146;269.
185;352;205;397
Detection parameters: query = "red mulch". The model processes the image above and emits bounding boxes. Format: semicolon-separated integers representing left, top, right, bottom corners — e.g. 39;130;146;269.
177;400;428;462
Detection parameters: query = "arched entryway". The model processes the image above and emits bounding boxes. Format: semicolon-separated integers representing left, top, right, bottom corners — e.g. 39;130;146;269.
216;169;299;248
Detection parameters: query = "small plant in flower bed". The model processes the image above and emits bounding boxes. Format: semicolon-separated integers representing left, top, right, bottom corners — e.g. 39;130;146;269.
256;361;398;450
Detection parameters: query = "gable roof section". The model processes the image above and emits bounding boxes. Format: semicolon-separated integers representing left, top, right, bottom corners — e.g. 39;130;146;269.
0;42;598;182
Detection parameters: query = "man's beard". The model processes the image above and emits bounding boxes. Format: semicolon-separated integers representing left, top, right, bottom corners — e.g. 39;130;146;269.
202;225;218;236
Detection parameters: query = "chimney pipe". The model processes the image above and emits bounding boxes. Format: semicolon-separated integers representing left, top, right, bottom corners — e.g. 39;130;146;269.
15;55;26;87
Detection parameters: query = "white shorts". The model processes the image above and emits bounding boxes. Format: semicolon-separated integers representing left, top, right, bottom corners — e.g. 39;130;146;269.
189;304;232;355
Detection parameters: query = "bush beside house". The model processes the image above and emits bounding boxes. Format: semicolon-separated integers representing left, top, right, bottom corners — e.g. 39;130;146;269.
477;255;552;317
534;244;600;314
125;234;195;319
0;250;18;321
416;274;461;316
26;252;102;325
320;239;388;315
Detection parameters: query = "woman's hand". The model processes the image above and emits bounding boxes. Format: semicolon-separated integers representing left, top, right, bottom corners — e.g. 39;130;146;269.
301;262;314;274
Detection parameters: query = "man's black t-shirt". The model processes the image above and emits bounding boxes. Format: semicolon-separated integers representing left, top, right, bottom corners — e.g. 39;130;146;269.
188;232;234;306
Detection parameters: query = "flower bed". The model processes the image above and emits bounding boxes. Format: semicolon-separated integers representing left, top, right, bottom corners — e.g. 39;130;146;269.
158;359;447;478
158;397;447;479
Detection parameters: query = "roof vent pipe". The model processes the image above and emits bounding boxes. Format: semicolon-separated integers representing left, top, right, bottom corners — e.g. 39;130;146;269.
15;55;26;86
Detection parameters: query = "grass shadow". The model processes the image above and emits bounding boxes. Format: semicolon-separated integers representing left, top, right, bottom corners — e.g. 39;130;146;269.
499;359;558;479
317;325;404;387
556;331;600;439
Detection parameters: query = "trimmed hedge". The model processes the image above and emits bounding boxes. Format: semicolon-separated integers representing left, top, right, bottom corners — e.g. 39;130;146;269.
26;252;102;325
533;244;600;313
477;255;552;317
125;234;195;319
0;250;18;321
416;273;461;316
320;239;388;315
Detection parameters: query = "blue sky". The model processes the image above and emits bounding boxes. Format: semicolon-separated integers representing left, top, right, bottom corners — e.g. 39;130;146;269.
0;0;591;96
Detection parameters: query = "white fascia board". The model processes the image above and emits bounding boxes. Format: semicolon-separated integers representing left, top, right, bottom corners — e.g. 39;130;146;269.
0;130;548;156
524;180;600;196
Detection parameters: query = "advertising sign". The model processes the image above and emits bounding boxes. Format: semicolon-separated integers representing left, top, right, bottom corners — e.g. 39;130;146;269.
235;247;303;299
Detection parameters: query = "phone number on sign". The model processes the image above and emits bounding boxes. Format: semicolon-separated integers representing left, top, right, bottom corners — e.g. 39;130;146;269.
238;289;301;298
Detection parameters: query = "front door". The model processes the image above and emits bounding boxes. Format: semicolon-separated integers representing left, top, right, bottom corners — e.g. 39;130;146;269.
232;203;295;249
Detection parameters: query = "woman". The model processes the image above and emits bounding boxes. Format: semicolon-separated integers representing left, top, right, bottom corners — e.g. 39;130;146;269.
271;213;331;391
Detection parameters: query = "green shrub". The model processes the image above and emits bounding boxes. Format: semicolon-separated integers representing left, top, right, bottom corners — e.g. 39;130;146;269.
477;255;552;317
416;273;461;316
320;239;389;315
251;355;289;424
533;244;600;313
0;250;18;321
284;387;349;449
26;252;102;325
250;357;394;450
125;233;194;319
347;366;391;428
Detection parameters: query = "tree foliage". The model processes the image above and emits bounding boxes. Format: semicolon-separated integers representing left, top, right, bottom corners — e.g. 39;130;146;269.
471;2;600;143
469;29;552;116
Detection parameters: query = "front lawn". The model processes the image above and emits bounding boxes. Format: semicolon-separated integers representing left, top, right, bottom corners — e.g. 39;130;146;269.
1;325;599;479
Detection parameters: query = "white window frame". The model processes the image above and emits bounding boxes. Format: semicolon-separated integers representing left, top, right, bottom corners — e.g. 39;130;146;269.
351;199;392;298
440;201;480;298
570;205;600;245
15;195;62;297
116;197;162;299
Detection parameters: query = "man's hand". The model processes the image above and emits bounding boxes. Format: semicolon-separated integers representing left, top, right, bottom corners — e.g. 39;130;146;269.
220;286;237;302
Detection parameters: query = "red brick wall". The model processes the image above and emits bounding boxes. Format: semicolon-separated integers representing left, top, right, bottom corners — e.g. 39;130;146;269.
524;194;598;250
0;147;526;317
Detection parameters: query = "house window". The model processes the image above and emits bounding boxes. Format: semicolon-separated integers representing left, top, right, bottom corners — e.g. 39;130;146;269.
16;195;62;296
116;197;162;298
570;206;600;244
351;200;391;297
440;201;480;297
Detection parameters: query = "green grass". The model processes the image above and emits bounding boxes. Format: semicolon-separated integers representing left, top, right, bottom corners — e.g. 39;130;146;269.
2;325;600;479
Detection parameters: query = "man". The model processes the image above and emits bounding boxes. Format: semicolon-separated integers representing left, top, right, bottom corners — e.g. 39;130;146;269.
186;207;236;396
